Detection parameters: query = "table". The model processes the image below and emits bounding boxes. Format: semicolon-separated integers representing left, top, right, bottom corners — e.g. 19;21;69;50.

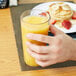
0;0;76;76
19;0;76;4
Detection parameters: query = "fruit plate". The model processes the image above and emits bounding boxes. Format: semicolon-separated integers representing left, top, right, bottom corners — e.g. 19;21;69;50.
31;1;76;33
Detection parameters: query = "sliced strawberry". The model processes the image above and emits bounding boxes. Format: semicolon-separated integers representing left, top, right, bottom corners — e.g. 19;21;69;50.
46;11;50;14
39;12;47;16
72;11;76;19
50;19;56;25
62;20;72;30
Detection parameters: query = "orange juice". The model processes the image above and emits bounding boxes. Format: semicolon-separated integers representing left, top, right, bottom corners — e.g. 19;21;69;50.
21;15;49;66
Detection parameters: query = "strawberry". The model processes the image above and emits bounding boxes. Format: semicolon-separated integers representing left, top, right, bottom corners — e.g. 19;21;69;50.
62;20;72;30
50;19;56;25
39;12;47;16
72;11;76;19
46;11;50;14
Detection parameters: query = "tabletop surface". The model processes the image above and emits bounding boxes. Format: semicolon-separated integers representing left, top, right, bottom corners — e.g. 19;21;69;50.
0;0;76;76
19;0;76;4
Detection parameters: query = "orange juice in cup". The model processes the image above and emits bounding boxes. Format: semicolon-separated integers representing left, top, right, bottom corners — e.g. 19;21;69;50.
21;10;50;66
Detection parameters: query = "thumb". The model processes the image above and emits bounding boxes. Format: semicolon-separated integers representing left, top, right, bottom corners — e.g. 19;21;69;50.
49;25;64;35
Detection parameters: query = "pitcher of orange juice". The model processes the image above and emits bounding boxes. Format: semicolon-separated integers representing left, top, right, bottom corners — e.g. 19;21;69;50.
20;10;50;66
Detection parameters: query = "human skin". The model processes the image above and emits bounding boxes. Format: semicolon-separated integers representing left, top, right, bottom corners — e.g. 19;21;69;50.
26;25;76;67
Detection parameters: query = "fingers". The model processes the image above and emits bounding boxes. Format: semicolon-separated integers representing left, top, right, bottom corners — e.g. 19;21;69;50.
26;45;59;67
36;59;57;67
26;33;53;44
26;42;50;54
27;48;49;61
49;25;64;35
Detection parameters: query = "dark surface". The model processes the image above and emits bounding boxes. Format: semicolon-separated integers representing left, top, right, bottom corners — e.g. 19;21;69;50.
10;3;76;71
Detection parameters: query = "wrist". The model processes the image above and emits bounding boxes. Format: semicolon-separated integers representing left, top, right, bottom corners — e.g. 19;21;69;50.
70;40;76;61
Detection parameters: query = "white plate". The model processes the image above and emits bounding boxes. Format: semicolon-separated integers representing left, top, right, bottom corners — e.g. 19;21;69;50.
31;1;76;33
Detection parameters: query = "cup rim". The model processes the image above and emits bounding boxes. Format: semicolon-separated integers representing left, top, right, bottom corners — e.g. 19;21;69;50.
20;9;50;25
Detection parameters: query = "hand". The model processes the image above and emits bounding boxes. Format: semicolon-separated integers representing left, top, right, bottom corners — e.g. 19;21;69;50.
26;25;76;67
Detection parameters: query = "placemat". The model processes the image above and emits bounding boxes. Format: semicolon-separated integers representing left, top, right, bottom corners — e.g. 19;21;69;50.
10;3;76;71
